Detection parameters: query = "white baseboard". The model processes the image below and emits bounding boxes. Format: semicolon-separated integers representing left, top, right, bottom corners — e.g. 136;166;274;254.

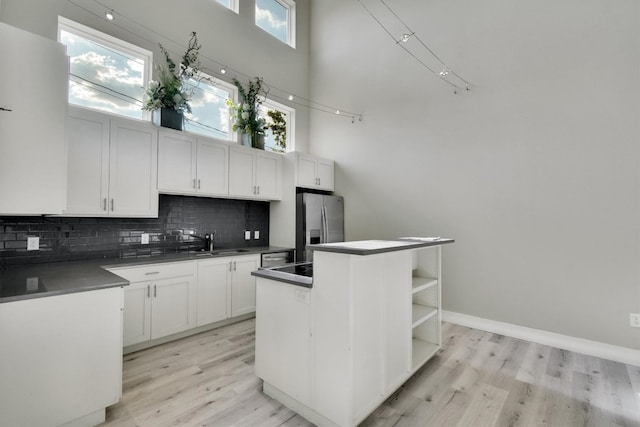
442;310;640;367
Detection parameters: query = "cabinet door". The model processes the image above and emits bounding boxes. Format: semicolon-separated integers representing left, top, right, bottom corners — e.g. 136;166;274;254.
123;281;152;347
316;159;335;191
151;275;197;339
197;139;229;196
231;256;259;317
196;258;231;326
255;151;281;200
255;279;311;406
0;23;68;215
157;131;197;194
65;109;111;215
109;119;158;217
296;154;317;189
228;146;255;198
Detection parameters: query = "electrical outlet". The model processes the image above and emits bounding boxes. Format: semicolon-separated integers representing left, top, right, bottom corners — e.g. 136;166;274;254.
26;277;39;292
141;233;149;244
245;230;251;240
630;313;640;328
27;236;39;251
254;231;260;239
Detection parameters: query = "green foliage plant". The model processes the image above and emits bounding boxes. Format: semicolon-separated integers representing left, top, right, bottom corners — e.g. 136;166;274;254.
143;32;201;113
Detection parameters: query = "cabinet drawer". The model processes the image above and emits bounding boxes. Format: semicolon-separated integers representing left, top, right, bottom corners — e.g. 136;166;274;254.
107;261;195;283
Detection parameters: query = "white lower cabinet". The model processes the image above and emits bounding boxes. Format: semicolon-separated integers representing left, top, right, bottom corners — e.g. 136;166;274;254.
107;261;197;347
0;288;123;427
111;254;260;349
255;245;445;427
196;258;230;326
196;255;260;326
255;280;311;406
230;255;260;316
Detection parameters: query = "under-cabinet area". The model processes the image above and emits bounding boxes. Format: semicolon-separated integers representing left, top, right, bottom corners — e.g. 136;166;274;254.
106;253;262;353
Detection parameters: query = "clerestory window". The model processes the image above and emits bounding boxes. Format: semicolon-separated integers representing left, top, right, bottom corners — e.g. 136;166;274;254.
255;0;296;48
58;17;152;120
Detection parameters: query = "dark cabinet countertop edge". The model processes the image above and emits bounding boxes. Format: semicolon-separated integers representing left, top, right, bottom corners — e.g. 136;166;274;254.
0;246;294;304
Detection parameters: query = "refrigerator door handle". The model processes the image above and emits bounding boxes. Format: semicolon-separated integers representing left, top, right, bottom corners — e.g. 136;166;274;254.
321;205;328;243
320;206;325;243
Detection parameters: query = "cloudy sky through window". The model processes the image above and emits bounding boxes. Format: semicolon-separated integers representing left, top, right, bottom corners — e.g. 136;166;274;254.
60;30;145;119
255;0;288;43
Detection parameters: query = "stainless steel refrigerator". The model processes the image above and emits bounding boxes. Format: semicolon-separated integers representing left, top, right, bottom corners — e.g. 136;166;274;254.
296;193;345;262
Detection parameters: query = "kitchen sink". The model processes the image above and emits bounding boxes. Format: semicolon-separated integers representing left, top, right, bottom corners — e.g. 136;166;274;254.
213;249;250;255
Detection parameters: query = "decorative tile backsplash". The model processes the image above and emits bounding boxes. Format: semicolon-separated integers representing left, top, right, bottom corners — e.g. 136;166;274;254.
0;195;269;266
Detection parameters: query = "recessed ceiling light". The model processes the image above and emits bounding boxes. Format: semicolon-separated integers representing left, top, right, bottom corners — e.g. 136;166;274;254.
105;10;115;21
220;67;227;74
288;95;294;101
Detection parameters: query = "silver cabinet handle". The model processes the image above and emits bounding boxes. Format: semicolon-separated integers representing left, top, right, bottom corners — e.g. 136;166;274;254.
229;261;232;272
318;178;321;185
147;285;150;298
257;186;260;195
197;179;201;189
154;284;157;298
111;199;114;211
0;107;13;112
145;271;160;275
233;261;237;271
103;198;107;211
193;179;196;189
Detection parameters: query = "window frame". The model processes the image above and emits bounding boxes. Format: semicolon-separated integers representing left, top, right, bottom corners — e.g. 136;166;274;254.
215;0;239;14
259;97;295;153
255;0;296;49
57;16;153;120
182;72;238;141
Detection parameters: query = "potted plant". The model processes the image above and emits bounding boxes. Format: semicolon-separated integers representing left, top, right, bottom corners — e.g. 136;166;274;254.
227;77;267;149
265;110;286;153
143;32;201;130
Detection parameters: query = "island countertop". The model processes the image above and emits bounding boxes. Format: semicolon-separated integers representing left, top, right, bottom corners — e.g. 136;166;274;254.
0;246;293;304
308;237;454;256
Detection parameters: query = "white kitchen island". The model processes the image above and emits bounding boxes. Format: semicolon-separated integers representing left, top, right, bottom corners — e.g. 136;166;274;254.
253;238;454;427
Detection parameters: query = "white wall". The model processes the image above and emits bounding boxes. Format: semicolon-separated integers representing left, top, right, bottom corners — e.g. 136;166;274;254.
0;0;311;152
309;0;640;350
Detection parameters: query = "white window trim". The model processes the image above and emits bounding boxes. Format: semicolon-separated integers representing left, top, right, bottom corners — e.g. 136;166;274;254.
255;0;296;49
261;97;295;152
216;0;239;14
184;72;238;141
57;16;153;120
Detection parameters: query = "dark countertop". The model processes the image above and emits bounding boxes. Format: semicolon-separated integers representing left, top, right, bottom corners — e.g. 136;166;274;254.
252;263;313;288
309;238;455;256
0;246;293;304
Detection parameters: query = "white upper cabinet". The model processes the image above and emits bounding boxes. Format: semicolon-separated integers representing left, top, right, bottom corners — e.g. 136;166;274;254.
109;119;159;216
0;23;68;215
65;107;158;217
197;139;229;195
295;153;334;191
157;130;229;197
228;145;282;200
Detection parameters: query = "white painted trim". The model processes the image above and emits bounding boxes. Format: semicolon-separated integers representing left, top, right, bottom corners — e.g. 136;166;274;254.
442;310;640;367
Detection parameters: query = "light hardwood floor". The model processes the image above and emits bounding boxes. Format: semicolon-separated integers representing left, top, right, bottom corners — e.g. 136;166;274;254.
101;320;640;427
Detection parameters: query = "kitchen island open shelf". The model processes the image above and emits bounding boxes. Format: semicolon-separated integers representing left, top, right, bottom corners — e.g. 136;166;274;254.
255;238;453;427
